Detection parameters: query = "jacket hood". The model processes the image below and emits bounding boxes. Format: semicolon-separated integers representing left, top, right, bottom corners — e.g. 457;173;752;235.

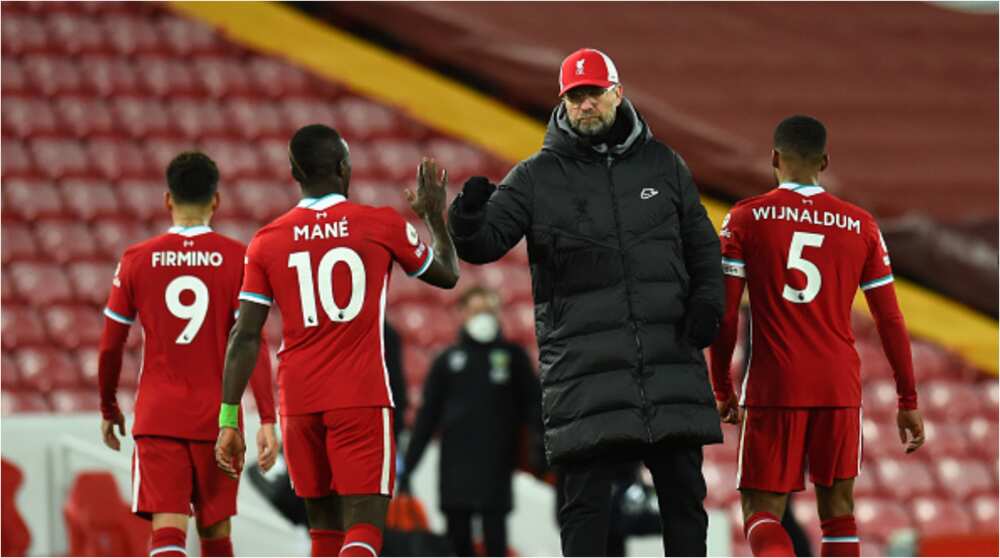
543;97;652;161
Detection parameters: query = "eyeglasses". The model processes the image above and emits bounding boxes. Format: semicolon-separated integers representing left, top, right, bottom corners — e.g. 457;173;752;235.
562;85;616;105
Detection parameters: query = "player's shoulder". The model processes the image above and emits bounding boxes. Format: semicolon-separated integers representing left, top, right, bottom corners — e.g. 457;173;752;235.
727;192;773;218
119;232;169;261
822;192;878;223
206;230;249;254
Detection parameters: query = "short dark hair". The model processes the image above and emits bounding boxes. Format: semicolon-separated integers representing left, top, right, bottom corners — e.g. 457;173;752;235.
774;115;827;160
166;151;219;204
459;285;500;308
289;124;348;183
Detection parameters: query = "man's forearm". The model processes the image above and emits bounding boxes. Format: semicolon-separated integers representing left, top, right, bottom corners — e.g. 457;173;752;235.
222;328;261;406
425;212;460;278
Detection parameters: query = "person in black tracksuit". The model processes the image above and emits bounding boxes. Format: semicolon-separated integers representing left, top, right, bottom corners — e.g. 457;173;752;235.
446;48;724;556
397;286;544;557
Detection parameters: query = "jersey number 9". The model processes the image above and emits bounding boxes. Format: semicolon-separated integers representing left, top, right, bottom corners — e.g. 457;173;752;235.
165;275;209;344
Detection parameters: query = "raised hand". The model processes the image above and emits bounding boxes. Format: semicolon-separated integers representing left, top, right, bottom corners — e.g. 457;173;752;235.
215;427;246;479
405;157;449;218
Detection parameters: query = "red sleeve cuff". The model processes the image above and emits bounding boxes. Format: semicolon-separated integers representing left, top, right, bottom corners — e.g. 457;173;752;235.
898;396;918;410
100;401;121;421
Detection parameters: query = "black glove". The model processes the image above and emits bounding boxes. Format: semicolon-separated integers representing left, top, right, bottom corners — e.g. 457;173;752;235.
458;176;496;213
683;300;720;349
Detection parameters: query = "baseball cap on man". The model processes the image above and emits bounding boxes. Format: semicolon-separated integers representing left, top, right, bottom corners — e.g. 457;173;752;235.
558;48;620;96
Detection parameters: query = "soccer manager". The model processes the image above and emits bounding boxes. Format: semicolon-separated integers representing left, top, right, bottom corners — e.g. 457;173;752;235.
446;48;725;556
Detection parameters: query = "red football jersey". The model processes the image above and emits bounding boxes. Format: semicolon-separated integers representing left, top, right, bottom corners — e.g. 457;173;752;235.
239;193;433;415
719;183;894;407
104;226;274;440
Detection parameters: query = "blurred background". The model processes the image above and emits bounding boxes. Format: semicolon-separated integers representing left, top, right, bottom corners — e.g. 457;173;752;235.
0;1;997;556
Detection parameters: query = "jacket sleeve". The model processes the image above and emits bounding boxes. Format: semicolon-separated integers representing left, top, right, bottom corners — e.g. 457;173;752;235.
448;163;533;264
674;152;724;317
402;353;449;476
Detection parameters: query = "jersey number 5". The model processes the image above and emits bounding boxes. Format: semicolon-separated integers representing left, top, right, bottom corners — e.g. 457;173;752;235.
783;231;824;304
288;248;366;327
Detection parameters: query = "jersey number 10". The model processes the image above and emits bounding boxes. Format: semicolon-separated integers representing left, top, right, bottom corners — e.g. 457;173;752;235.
783;231;825;304
289;248;366;327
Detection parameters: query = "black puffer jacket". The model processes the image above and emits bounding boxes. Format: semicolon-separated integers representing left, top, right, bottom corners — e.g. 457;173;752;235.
449;99;724;465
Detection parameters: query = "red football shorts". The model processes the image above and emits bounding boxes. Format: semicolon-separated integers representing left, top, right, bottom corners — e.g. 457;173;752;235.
737;407;862;493
131;436;238;527
281;407;395;498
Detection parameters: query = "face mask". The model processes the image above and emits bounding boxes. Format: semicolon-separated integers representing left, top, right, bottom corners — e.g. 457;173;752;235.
465;312;499;344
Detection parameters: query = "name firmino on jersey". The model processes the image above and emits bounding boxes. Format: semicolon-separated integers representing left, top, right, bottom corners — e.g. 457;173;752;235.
152;251;224;267
751;206;861;234
294;219;350;241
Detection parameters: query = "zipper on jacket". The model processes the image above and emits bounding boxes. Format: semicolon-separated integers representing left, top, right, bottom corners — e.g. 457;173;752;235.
604;155;653;444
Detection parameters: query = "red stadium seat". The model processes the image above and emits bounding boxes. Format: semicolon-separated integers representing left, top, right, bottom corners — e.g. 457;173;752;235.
2;272;19;304
255;138;296;180
1;139;37;179
116;178;169;222
3;177;69;221
351;181;409;213
21;54;86;95
79;55;144;97
919;420;972;461
2;96;59;137
8;262;76;305
1;353;22;390
167;98;228;139
1;391;51;415
279;97;337;132
1;306;47;350
370;139;423;182
911;341;961;382
87;138;152;180
910;496;974;537
66;261;116;306
136;55;204;97
193;56;255;98
142;138;198;173
29;138;93;179
853;466;883;499
423;138;492;180
63;471;150;556
33;220;100;263
93;220;152;260
969;494;999;533
247;56;316;99
1;56;29;95
103;13;164;56
854;498;912;545
1;14;50;55
980;380;998;413
76;347;139;389
933;457;994;500
46;11;108;55
233;179;299;222
159;14;226;56
214;219;259;245
43;305;102;350
922;380;982;422
966;417;999;463
60;179;123;221
1;223;40;264
200;139;261;179
861;378;898;422
337;97;405;140
16;348;83;391
392;304;453;348
54;96;119;138
225;98;286;140
111;97;176;139
50;390;101;413
875;458;937;499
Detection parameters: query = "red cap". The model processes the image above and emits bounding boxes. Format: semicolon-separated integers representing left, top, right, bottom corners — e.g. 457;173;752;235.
558;48;620;96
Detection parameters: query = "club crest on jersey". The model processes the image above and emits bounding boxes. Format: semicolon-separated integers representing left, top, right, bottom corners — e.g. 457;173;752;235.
489;350;511;384
640;188;659;200
112;262;122;288
406;222;420;246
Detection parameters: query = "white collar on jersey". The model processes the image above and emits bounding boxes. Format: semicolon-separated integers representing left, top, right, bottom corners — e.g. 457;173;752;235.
167;225;213;237
297;193;347;211
778;182;825;197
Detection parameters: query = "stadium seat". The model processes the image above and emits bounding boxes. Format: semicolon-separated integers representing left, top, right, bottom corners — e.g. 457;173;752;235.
63;471;150;556
66;261;115;306
55;96;119;139
8;262;77;305
159;14;225;56
861;378;902;422
853;466;883;499
232;179;298;222
278;97;337;133
1;305;48;350
116;178;170;221
2;96;59;137
224;97;287;140
112;97;176;139
969;494;999;533
1;354;21;390
966;417;999;462
46;11;107;55
2;272;19;304
910;496;973;537
103;13;164;56
423;138;491;180
16;347;83;392
87;138;152;180
1;56;29;95
60;179;123;221
213;219;259;245
33;220;100;263
167;98;227;139
919;420;971;461
933;457;993;500
910;341;959;382
255;138;296;180
142;138;198;174
1;391;51;415
50;389;101;413
854;498;912;546
136;55;205;97
981;380;998;413
79;55;144;97
247;56;315;99
370;139;423;182
1;139;37;178
1;15;51;55
200;138;261;179
922;380;982;422
1;223;40;264
193;56;255;98
21;54;86;95
93;220;152;260
350;180;409;213
29;138;93;179
875;458;937;499
393;304;454;348
3;177;67;221
43;305;102;350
